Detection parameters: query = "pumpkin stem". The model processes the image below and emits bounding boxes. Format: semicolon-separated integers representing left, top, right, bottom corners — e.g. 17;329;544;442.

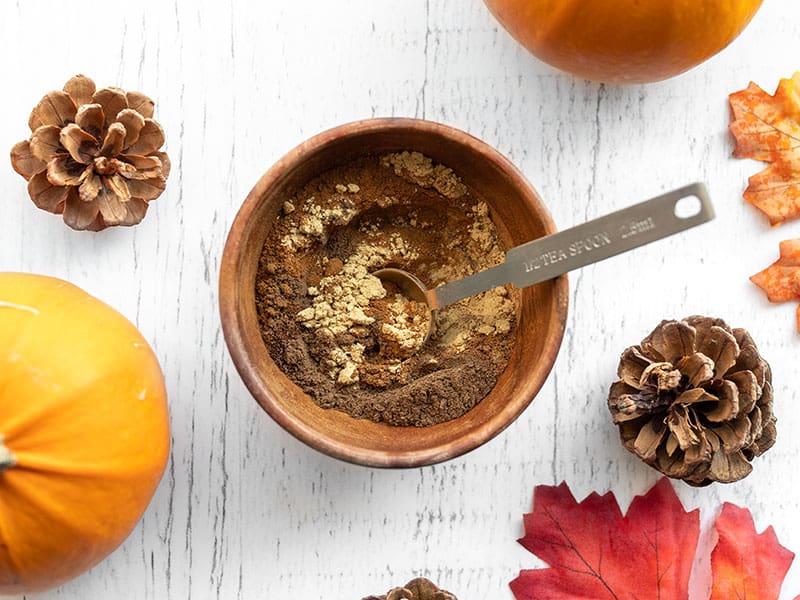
0;437;15;473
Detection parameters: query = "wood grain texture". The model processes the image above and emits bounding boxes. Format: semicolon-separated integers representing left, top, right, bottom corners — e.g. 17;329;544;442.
1;0;799;598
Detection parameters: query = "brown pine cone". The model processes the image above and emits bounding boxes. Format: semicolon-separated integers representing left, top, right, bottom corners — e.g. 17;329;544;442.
10;75;170;231
363;578;457;600
608;316;775;486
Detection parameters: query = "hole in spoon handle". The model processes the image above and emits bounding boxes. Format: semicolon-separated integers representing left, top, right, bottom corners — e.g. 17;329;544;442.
506;182;715;289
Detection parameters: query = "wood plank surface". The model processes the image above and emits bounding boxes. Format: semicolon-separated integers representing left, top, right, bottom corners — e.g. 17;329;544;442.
1;1;799;598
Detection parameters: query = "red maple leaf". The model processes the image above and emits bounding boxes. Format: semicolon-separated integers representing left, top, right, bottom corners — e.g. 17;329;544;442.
511;478;699;599
729;72;800;226
512;479;797;599
711;503;794;600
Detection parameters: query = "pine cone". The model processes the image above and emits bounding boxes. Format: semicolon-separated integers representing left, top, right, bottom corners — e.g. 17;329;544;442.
608;316;775;486
10;75;169;231
362;578;457;600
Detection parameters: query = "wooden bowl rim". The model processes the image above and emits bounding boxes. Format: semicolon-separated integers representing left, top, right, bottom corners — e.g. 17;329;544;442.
219;117;569;467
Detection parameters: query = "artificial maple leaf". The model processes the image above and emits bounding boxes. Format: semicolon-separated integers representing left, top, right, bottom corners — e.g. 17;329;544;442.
729;72;800;226
751;238;800;302
710;503;795;600
750;238;800;332
512;479;800;599
510;478;699;599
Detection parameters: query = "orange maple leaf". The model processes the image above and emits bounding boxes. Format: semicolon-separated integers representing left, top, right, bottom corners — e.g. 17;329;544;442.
729;72;800;226
750;238;800;301
711;503;794;600
750;238;800;332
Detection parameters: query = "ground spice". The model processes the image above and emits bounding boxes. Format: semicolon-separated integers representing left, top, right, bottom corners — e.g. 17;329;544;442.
255;152;518;427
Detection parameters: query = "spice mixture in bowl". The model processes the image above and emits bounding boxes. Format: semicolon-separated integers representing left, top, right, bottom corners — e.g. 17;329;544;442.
219;118;568;467
255;152;517;427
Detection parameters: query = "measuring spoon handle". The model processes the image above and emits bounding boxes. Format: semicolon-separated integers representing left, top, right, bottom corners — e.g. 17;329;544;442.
431;183;714;309
507;182;714;288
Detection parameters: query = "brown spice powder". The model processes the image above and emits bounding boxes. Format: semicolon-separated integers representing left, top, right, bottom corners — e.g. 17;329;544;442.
255;152;518;427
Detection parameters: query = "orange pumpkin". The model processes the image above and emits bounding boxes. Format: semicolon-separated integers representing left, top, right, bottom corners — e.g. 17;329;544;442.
484;0;763;84
0;272;170;594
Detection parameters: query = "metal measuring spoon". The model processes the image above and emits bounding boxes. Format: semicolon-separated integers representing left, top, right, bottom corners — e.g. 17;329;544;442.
374;183;714;340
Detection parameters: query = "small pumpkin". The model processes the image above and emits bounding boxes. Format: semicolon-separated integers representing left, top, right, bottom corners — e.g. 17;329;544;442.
0;272;170;594
484;0;763;84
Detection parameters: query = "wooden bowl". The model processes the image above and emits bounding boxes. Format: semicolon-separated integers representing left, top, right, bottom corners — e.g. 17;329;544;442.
219;118;569;467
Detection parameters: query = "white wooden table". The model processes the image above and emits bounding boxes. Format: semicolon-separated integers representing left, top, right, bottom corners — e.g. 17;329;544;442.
2;1;799;598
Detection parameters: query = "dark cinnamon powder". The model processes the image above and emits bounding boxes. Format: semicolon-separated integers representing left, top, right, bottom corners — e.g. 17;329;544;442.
254;152;517;427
